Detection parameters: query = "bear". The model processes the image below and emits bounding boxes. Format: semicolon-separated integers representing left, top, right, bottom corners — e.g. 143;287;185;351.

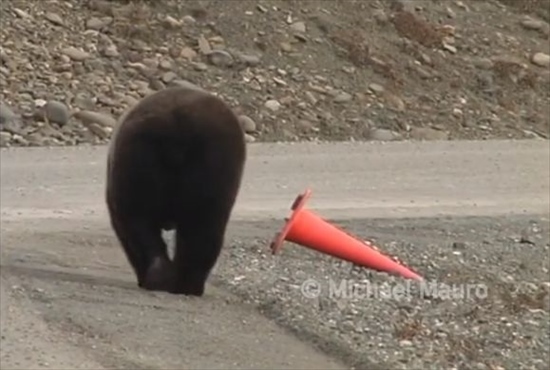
105;85;247;296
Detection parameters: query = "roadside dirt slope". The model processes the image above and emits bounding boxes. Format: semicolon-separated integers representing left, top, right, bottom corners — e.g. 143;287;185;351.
1;0;549;146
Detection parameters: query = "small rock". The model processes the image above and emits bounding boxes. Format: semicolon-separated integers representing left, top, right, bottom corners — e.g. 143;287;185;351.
273;77;287;86
209;36;225;45
164;15;182;28
45;12;64;26
62;47;91;61
159;60;172;71
409;127;449;141
0;48;9;64
238;115;256;133
305;91;318;105
293;34;308;43
102;44;119;58
34;122;61;139
531;53;550;67
168;80;207;93
452;108;463;118
399;340;413;347
44;101;70;126
290;21;306;33
238;54;261;66
182;15;196;25
97;96;116;107
456;1;469;10
522;129;545;139
333;92;353;103
452;241;467;249
149;79;165;91
197;35;212;54
35;99;47;108
443;43;457;54
371;58;389;71
385;94;405;111
142;58;159;69
413;65;431;80
368;83;385;94
519;237;536;246
192;62;208;71
520;17;549;32
206;50;234;67
0;102;17;125
367;128;401;141
297;119;317;132
244;134;256;143
86;17;112;30
472;57;494;70
74;110;116;127
492;55;526;70
0;131;12;147
161;71;178;83
264;100;281;112
12;134;29;146
13;8;31;19
123;95;139;106
180;47;198;60
88;123;111;139
419;52;432;66
280;42;293;52
446;6;456;18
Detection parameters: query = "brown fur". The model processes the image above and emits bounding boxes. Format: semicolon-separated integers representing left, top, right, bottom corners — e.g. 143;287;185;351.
106;86;246;296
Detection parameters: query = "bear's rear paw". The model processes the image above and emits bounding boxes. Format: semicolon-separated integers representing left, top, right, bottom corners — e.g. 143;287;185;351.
140;256;175;292
168;276;206;296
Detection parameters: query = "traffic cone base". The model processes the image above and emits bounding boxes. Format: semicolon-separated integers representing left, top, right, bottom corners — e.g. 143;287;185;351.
269;189;423;281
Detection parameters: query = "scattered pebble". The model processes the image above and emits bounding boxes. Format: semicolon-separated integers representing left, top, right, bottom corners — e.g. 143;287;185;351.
531;53;550;68
62;47;90;61
206;50;234;67
73;110;116;127
409;127;449;141
264;100;281;112
43;101;70;126
290;21;306;33
333;92;352;103
368;83;385;94
367;128;401;141
45;12;64;26
238;115;257;133
0;102;17;125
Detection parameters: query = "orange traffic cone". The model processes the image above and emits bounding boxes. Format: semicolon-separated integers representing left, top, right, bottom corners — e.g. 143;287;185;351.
270;189;423;281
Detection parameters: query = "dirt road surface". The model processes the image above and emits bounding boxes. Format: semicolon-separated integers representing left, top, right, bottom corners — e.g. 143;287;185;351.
1;139;549;369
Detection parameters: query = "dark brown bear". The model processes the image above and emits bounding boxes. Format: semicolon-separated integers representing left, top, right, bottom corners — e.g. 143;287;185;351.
105;86;247;296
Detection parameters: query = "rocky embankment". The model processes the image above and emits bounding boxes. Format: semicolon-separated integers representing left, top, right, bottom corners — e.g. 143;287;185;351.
1;0;549;147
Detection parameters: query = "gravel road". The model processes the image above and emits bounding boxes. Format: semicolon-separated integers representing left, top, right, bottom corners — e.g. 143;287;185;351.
1;140;549;369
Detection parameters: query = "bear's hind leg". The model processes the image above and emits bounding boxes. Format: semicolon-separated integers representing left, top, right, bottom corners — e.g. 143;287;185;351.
109;211;148;286
170;210;230;296
112;214;174;292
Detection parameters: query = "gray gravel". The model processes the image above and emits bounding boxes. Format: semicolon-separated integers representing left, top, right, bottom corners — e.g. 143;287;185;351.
212;214;550;370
